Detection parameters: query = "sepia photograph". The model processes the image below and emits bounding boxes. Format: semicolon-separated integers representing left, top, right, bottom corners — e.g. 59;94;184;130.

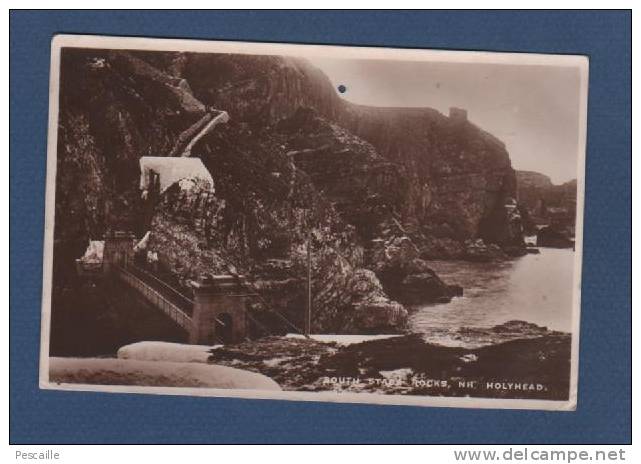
39;35;588;410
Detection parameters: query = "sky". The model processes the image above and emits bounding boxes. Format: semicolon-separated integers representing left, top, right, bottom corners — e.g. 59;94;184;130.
309;57;583;184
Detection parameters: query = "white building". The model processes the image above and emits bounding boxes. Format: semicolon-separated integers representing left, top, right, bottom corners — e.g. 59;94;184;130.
139;157;214;195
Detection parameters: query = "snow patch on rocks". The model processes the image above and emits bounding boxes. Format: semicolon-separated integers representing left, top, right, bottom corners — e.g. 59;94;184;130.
285;334;401;346
49;357;281;391
117;341;221;364
262;357;293;368
379;368;413;379
78;240;104;264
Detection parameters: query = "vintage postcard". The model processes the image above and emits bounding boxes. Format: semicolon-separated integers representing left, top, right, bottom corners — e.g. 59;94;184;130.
40;35;588;410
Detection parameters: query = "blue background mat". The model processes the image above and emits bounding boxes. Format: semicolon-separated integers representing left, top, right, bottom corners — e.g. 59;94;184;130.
9;10;631;444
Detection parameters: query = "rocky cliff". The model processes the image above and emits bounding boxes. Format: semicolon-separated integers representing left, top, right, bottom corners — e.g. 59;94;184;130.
54;48;525;333
516;170;577;235
161;52;523;250
517;171;577;209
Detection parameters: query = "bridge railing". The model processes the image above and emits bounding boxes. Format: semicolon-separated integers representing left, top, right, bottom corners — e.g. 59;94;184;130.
115;264;193;332
127;264;195;313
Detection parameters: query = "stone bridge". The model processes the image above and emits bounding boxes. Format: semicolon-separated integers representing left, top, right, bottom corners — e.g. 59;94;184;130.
102;231;250;345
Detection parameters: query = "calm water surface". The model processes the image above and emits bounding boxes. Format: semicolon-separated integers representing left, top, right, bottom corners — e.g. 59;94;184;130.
409;248;576;340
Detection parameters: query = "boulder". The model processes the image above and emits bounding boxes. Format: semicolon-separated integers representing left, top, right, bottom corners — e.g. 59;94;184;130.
342;269;408;332
351;298;408;333
371;236;461;305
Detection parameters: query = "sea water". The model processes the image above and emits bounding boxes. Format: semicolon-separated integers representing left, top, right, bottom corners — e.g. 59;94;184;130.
409;248;576;342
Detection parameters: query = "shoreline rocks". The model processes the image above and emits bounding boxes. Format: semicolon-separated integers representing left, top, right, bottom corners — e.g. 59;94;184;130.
537;226;575;249
207;328;571;400
421;320;566;349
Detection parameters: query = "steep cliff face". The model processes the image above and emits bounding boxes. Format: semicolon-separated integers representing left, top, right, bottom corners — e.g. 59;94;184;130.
55;49;208;247
134;51;342;125
58;49;521;249
111;51;519;247
339;104;517;245
55;48;526;333
167;52;522;250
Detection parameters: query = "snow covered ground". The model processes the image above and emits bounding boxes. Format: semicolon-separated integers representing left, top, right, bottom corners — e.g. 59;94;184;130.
285;334;402;346
49;357;280;391
117;341;221;364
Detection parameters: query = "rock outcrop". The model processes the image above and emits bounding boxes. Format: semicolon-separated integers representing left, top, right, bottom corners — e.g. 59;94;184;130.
369;235;462;304
146;174;407;333
338;105;521;247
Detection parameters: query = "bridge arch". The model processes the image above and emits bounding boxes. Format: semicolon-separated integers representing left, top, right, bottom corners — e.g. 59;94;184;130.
190;275;248;345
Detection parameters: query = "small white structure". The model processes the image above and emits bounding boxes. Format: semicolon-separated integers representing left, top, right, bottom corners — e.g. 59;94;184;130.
75;240;105;276
139;157;214;195
78;240;105;263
